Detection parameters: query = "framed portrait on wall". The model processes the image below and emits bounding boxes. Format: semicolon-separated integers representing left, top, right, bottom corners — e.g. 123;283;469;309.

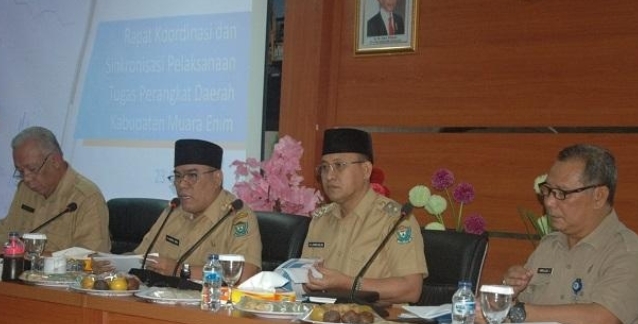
355;0;418;55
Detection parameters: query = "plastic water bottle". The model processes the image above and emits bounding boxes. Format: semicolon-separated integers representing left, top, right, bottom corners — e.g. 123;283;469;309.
451;281;475;324
201;253;222;311
2;231;26;281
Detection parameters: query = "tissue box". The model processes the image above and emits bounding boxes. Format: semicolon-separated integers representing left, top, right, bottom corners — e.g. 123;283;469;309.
231;288;296;303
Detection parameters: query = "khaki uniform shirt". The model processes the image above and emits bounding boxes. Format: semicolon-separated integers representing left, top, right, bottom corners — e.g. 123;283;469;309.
301;188;427;279
519;211;638;324
0;167;111;252
134;190;262;269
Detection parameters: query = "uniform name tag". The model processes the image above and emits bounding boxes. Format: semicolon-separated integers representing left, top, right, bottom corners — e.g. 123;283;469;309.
165;235;179;246
308;242;324;248
21;204;35;213
538;267;553;274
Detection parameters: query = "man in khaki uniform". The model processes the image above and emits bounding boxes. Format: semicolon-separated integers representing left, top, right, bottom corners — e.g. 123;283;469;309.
133;139;261;282
0;126;110;252
302;128;427;304
493;144;638;324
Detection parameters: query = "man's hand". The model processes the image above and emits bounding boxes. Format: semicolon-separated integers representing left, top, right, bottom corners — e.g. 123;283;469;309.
304;262;351;291
503;265;534;298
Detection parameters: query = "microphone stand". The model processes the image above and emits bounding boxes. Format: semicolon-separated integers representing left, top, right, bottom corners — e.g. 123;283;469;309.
30;202;78;233
171;200;242;276
349;203;414;305
142;198;180;269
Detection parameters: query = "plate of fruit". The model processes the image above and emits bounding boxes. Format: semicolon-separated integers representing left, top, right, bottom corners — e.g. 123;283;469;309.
69;272;144;297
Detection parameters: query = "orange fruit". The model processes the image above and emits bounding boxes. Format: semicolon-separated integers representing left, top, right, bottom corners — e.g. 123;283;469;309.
81;275;96;289
109;277;128;291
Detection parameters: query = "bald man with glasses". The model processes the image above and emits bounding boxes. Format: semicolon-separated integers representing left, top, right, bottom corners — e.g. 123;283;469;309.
0;126;110;253
481;144;638;324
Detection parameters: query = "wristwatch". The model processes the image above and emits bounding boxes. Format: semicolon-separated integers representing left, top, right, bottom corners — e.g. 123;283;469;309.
508;301;526;323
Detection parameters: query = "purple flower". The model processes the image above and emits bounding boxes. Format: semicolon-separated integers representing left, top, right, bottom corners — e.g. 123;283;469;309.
463;213;486;235
431;169;455;190
453;182;475;204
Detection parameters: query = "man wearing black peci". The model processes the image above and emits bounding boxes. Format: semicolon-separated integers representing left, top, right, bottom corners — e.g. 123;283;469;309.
94;139;262;282
301;128;427;304
0;126;110;253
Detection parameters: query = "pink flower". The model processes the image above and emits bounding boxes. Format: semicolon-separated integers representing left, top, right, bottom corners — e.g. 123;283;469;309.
463;212;486;235
231;135;323;216
453;182;475;204
431;168;455;190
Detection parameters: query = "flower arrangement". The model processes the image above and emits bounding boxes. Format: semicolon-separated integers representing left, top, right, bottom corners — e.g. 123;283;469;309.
518;174;552;246
408;168;486;234
231;135;323;216
370;167;390;197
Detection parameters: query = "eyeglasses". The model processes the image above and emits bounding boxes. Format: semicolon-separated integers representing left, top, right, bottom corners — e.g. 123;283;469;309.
538;182;604;200
315;161;366;177
168;169;216;185
13;153;52;180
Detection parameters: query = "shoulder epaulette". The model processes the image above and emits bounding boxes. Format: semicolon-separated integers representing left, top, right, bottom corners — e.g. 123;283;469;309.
312;203;336;218
380;200;401;217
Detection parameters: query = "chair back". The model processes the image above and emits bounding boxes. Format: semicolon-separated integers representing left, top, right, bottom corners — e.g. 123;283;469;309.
255;211;311;271
415;229;489;306
107;198;168;254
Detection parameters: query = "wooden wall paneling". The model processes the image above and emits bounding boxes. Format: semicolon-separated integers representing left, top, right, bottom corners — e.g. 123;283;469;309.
333;0;638;127
280;0;337;177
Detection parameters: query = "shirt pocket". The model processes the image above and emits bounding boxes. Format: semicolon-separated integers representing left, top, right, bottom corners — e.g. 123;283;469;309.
527;272;552;297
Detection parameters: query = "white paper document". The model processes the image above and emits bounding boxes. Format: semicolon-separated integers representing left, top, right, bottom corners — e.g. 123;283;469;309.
402;304;452;319
93;253;157;273
274;258;321;284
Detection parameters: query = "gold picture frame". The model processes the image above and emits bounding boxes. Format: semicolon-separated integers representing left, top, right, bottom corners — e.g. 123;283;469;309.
355;0;418;55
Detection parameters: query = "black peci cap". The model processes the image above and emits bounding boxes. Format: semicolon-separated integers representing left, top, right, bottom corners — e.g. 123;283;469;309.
322;128;373;163
174;139;223;169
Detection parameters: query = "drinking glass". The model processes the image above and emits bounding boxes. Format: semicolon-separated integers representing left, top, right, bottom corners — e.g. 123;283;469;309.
479;285;514;324
219;254;245;307
22;233;47;272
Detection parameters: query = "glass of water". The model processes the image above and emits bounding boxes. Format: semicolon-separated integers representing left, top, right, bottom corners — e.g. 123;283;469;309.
219;254;245;307
479;285;514;324
22;233;47;272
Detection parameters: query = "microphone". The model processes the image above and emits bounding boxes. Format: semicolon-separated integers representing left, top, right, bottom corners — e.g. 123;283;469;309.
171;199;243;276
30;202;78;233
349;202;414;304
142;198;180;269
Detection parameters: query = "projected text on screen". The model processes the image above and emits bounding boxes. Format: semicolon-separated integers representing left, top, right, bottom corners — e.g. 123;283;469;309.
75;12;250;142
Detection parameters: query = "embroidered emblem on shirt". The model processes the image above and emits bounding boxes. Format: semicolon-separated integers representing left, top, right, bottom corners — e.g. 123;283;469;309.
308;242;325;248
233;221;248;237
21;204;35;213
396;225;412;244
165;235;179;246
537;267;553;274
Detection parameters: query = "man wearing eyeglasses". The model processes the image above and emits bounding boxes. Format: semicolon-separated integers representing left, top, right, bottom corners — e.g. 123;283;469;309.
0;126;110;252
131;139;261;282
489;144;638;324
301;128;427;304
